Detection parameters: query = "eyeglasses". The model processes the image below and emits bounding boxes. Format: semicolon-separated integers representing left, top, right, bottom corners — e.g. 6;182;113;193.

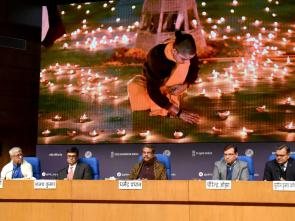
142;151;153;155
224;153;235;157
276;154;288;157
12;153;23;158
67;154;77;158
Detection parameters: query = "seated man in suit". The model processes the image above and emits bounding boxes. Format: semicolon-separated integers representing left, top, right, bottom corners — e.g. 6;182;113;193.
128;145;167;180
212;144;249;180
0;147;33;180
57;147;93;180
263;144;295;181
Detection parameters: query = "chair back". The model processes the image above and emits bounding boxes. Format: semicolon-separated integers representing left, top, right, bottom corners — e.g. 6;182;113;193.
237;155;254;181
78;157;100;180
23;157;41;179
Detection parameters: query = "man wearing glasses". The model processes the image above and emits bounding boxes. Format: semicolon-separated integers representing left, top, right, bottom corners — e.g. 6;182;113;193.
212;144;249;180
127;30;200;124
0;147;33;180
263;145;295;181
128;145;167;180
57;147;92;180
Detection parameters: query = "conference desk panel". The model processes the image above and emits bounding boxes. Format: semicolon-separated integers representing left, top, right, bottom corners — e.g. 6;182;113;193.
0;180;71;200
189;181;295;204
71;180;189;221
189;181;295;221
0;180;72;221
72;203;189;221
71;180;188;201
1;180;295;221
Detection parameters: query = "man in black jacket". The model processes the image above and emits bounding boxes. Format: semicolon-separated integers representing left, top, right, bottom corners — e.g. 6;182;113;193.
263;145;295;181
127;31;200;124
57;147;92;180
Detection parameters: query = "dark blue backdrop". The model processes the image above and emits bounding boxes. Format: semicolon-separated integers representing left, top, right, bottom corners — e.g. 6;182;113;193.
36;142;295;180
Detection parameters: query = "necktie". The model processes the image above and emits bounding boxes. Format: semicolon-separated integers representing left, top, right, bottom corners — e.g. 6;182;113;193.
67;166;74;180
226;165;233;180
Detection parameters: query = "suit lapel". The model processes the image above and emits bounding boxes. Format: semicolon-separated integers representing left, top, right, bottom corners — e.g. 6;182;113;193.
232;161;240;180
221;161;227;180
73;163;80;179
286;159;293;180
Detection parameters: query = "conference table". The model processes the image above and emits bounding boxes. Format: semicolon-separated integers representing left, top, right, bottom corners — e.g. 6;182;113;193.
0;180;295;221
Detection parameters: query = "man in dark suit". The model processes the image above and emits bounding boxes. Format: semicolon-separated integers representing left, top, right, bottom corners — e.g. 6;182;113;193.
263;145;295;181
57;147;93;180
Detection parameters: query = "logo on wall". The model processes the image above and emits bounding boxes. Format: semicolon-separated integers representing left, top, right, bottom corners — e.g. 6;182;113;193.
198;172;213;178
42;171;58;177
163;149;171;157
245;149;254;157
48;153;63;157
84;151;92;158
192;150;196;157
110;151;115;158
192;150;213;157
117;172;122;177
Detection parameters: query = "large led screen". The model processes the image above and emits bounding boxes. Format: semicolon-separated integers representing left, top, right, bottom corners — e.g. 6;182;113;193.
39;0;295;144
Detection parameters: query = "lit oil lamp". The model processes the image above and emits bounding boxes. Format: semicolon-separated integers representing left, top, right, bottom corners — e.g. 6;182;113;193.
256;105;266;112
285;122;295;132
139;130;150;138
79;113;90;123
195;78;202;84
42;129;51;137
116;129;126;136
217;111;230;120
67;130;77;137
212;126;222;135
89;130;99;137
200;89;206;96
240;127;254;137
217;89;223;97
173;130;184;139
285;97;292;105
52;115;62;121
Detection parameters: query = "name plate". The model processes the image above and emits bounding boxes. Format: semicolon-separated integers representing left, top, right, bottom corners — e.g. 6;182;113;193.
206;180;232;190
273;181;295;191
34;180;57;189
118;180;142;190
0;179;3;188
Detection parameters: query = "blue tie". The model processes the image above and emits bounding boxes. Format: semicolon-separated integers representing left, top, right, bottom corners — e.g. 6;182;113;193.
226;165;233;180
12;164;24;179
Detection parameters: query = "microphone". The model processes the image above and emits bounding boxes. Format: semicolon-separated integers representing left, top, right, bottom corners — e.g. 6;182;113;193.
3;169;14;180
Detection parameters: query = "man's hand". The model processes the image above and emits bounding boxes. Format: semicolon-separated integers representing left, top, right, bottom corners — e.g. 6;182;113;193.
179;110;200;124
167;83;188;96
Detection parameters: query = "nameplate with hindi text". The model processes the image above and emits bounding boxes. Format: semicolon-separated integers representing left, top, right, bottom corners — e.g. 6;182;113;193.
273;181;295;191
118;180;142;190
206;180;232;190
34;180;57;189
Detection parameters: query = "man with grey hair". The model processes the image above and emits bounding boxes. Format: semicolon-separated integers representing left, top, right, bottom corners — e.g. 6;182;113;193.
0;147;33;180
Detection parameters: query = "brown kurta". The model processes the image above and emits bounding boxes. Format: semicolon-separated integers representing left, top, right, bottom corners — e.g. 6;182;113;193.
128;159;167;180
